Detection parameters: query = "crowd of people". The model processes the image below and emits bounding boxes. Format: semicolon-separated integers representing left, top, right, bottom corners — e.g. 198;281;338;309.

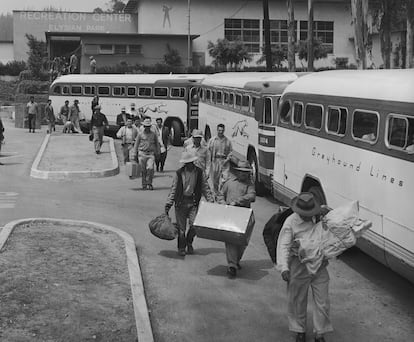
49;53;97;81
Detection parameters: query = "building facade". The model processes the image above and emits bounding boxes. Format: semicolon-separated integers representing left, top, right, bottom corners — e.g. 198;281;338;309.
8;0;400;72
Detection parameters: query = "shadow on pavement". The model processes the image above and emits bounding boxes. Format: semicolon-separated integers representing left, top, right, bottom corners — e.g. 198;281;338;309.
158;250;186;260
207;259;272;281
193;247;225;256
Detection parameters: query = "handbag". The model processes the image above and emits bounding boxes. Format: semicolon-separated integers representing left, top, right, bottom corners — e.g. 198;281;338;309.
149;214;178;240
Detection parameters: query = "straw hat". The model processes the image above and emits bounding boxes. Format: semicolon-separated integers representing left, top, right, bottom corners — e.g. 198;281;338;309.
94;105;101;110
179;151;198;164
234;160;252;172
192;129;203;138
290;192;321;217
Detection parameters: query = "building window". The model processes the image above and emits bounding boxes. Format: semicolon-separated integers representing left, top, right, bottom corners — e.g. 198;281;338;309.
264;20;297;49
299;21;334;54
224;18;260;53
129;45;142;55
114;45;127;54
99;44;114;54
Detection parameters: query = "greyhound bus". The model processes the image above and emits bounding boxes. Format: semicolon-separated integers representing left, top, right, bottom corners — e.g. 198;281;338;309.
48;74;205;145
198;72;301;193
272;69;414;282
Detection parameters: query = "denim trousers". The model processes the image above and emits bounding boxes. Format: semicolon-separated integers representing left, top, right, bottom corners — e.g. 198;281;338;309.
175;201;198;251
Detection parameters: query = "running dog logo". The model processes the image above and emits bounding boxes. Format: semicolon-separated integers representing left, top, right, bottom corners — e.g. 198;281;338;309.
232;120;249;138
138;103;168;116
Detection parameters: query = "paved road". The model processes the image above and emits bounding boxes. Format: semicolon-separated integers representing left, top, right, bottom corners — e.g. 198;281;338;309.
1;117;413;342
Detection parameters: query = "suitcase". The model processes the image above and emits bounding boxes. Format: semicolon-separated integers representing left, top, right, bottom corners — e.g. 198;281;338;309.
126;161;140;179
193;201;255;246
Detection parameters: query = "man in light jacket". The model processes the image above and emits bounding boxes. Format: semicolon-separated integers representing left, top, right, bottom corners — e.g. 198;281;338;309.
116;118;138;163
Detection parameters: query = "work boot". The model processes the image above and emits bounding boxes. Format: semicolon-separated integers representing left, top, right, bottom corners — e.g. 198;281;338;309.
177;249;186;257
227;267;237;279
296;333;306;342
187;244;194;255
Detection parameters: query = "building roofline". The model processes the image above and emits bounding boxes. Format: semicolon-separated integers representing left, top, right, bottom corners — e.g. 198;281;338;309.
45;31;200;39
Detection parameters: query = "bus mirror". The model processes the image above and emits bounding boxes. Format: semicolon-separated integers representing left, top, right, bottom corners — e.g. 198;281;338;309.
255;98;263;122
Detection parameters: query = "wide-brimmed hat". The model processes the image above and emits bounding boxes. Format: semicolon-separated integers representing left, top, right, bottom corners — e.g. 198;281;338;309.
89;56;94;59
121;106;126;111
234;160;252;172
290;192;321;217
179;151;198;164
94;105;101;110
131;103;136;107
142;118;152;127
192;129;203;138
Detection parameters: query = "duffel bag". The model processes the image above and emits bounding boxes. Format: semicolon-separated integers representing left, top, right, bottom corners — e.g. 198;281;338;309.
149;213;178;240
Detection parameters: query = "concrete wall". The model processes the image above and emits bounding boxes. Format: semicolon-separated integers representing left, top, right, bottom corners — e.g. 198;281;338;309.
0;43;14;64
13;11;138;61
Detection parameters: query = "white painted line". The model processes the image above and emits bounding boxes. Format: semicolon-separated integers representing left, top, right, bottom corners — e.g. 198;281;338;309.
0;218;154;342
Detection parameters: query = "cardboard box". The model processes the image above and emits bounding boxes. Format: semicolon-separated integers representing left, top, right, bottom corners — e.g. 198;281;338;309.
193;202;255;246
126;161;141;179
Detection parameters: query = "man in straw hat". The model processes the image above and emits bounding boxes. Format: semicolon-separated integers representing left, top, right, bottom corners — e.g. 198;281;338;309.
131;117;160;190
184;129;210;177
277;192;333;342
165;150;214;256
217;160;256;278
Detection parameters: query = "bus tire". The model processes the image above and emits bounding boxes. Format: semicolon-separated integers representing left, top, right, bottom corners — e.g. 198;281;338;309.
308;186;326;205
248;151;266;196
170;120;182;146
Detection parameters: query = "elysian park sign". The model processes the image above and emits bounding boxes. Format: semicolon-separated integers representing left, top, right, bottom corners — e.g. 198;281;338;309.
18;11;133;33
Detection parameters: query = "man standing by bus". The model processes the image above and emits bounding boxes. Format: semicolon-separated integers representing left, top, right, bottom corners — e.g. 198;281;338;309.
68;99;81;133
116;118;138;163
26;96;38;133
131;118;160;190
208;123;232;195
184;129;210;177
154;117;170;172
277;192;333;342
90;105;109;154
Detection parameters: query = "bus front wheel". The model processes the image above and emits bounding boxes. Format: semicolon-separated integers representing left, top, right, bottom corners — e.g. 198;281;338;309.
248;152;266;196
308;186;326;205
170;120;182;146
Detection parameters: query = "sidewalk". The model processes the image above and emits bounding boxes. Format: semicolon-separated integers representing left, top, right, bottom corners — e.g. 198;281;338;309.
30;132;119;179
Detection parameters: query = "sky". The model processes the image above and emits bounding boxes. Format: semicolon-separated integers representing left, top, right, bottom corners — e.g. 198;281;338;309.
0;0;110;15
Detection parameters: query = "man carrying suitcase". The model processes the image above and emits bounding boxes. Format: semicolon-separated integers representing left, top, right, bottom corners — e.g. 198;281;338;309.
217;160;256;278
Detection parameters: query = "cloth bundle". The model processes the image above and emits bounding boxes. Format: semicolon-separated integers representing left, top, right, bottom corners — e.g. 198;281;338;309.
149;213;178;240
297;201;371;274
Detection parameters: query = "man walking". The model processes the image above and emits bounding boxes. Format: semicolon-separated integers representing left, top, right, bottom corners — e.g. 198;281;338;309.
208;123;232;194
26;96;38;133
116;106;131;128
68;99;81;133
116;118;138;163
131;118;160;190
89;56;97;73
184;129;210;177
165;151;214;256
277;192;333;342
90;105;109;154
45;99;56;134
154;117;170;172
217;160;256;278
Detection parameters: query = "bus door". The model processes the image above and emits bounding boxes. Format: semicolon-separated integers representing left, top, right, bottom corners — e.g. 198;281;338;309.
188;86;200;134
255;95;277;189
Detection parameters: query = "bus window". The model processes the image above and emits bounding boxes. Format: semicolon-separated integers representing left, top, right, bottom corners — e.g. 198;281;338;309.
138;87;152;97
71;86;82;95
229;93;234;107
127;87;136;96
279;100;291;123
251;96;257;114
98;86;110;96
305;103;323;130
171;87;185;98
293;102;303;126
224;92;229;105
154;87;168;97
53;85;61;94
113;86;126;96
212;90;216;103
386;114;409;149
327;106;347;136
62;86;70;95
84;85;95;95
352;110;379;142
206;89;211;102
242;95;250;112
235;94;242;109
264;98;272;124
198;88;204;101
216;91;223;105
190;88;199;104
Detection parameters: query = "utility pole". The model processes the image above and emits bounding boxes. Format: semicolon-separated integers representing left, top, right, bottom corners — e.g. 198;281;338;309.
263;0;272;71
187;0;191;68
287;0;295;71
307;0;314;71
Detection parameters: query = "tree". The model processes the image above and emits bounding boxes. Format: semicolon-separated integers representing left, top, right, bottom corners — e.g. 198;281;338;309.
307;0;315;71
286;0;296;71
350;0;371;69
207;39;251;71
257;46;288;70
263;0;272;71
93;7;104;13
164;44;182;67
25;34;48;79
297;37;329;66
407;0;414;67
106;0;126;13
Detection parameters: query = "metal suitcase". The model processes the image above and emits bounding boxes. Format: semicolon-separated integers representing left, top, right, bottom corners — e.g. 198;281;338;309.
126;161;140;179
193;202;255;246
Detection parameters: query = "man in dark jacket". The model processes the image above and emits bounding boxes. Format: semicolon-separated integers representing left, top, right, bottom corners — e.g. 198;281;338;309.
116;106;132;128
90;105;109;154
154;117;170;172
165;151;214;256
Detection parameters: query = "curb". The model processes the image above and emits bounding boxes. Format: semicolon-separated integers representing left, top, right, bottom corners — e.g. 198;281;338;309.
0;218;154;342
30;134;120;180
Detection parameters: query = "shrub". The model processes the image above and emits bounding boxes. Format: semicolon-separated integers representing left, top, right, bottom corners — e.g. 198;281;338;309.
0;61;27;76
17;80;50;94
